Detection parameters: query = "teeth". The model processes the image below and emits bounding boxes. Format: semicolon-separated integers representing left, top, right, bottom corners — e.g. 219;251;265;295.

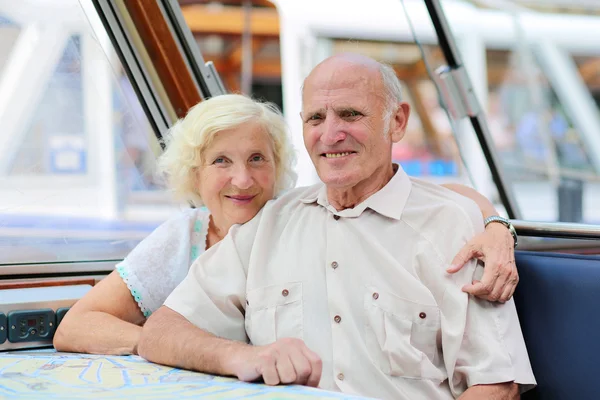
325;152;352;158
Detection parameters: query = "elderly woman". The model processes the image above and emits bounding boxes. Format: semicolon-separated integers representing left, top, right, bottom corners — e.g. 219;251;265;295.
53;94;515;356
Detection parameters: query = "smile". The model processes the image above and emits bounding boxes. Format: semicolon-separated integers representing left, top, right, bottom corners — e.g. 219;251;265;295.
225;195;257;203
322;151;356;158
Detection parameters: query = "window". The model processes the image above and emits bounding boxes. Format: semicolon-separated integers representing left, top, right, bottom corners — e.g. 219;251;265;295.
0;1;181;266
396;0;600;224
486;48;599;223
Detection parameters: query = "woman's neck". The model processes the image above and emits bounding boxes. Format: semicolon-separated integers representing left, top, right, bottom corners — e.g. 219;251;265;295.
206;214;227;249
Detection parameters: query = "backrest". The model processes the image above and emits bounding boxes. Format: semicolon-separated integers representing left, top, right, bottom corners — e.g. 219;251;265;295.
514;250;600;400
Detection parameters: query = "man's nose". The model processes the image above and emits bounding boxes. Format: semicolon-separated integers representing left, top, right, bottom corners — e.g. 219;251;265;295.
320;116;346;146
231;164;253;190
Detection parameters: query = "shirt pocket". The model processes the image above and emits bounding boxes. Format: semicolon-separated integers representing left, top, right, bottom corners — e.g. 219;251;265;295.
364;286;445;381
245;282;303;346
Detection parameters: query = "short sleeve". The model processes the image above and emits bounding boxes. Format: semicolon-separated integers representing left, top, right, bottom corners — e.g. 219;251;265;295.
116;208;210;317
430;192;536;397
435;198;536;396
164;214;262;343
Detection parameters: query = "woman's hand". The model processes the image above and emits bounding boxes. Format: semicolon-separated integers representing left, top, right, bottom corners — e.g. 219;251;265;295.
447;223;518;303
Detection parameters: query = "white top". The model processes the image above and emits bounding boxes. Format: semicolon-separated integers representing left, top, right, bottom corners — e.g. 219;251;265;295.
116;208;210;317
164;166;536;399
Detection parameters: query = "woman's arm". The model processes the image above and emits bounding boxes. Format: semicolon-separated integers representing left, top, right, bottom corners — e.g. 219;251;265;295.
441;183;498;219
53;271;145;355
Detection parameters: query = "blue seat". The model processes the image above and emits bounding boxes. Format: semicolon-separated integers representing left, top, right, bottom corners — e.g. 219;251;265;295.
514;250;600;400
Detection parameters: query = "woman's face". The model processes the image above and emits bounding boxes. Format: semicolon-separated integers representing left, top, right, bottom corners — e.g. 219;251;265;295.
197;121;277;234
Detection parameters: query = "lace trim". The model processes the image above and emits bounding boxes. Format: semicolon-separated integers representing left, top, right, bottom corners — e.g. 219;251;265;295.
116;263;152;318
190;210;210;261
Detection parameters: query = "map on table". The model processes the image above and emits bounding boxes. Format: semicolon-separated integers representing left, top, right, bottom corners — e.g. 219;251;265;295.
0;351;369;399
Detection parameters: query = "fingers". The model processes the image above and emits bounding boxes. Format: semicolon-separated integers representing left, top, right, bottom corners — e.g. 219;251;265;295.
288;347;311;384
447;247;472;273
462;279;495;298
448;241;483;273
259;353;281;385
301;346;322;387
483;265;507;302
465;254;517;302
254;338;322;387
499;268;519;303
275;355;297;384
499;282;514;304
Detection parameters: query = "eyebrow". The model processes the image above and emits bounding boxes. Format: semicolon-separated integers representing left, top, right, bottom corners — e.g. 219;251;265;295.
304;106;364;116
205;148;269;157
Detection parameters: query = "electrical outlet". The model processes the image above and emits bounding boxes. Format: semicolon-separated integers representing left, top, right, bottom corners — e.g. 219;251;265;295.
7;309;55;343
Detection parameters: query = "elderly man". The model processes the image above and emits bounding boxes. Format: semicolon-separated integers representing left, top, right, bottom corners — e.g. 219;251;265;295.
138;54;535;399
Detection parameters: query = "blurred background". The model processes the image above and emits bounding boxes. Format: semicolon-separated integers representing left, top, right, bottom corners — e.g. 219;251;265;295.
1;0;599;267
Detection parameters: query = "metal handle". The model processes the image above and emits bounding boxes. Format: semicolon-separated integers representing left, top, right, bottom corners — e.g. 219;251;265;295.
511;220;600;240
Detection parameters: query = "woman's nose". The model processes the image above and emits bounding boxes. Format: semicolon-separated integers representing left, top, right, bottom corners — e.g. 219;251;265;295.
231;165;253;189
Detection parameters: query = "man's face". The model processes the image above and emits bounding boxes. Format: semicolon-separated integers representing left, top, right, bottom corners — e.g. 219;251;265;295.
301;61;408;190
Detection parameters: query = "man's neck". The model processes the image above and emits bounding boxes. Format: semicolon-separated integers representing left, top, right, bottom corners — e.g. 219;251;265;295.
327;164;396;211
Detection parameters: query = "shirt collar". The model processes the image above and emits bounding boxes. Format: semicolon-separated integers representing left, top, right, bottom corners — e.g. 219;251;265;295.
299;164;412;220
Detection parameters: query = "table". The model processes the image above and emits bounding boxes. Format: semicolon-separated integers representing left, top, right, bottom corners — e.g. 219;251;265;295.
0;351;370;399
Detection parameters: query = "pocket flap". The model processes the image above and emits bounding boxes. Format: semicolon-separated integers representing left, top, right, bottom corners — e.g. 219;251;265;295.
365;286;440;326
246;282;302;310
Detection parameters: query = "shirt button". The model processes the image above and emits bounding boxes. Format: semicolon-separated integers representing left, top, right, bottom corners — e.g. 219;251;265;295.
333;215;340;220
419;312;427;319
282;289;289;297
334;315;341;323
337;373;345;381
331;261;338;269
372;292;379;300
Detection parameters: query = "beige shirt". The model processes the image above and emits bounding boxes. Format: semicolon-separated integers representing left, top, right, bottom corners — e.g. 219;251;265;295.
164;166;536;400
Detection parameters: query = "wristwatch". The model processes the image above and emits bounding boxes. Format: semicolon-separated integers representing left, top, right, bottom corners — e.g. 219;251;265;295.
483;216;518;248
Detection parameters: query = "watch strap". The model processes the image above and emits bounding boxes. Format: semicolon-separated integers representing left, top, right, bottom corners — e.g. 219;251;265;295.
484;216;518;248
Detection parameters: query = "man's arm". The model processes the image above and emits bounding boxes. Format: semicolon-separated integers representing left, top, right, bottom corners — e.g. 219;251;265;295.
138;306;243;375
458;383;519;400
139;306;322;386
442;183;518;303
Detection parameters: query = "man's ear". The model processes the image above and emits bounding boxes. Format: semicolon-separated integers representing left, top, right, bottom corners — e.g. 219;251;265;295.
390;102;411;143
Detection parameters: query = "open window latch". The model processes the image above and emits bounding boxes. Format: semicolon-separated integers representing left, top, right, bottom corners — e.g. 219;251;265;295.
203;61;227;96
434;65;482;120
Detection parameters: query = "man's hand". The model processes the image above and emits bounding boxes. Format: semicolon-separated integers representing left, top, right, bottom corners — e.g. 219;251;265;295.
447;223;518;303
228;338;322;387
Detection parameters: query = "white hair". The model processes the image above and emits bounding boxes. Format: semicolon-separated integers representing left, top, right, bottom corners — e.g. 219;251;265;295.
157;94;297;207
378;62;404;129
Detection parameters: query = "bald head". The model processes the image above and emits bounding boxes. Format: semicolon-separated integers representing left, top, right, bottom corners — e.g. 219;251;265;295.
309;53;382;79
302;53;403;115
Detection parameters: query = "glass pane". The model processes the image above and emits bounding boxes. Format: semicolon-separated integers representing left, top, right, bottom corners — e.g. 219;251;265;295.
487;48;597;222
399;0;600;224
0;16;19;78
187;1;284;110
0;1;180;266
